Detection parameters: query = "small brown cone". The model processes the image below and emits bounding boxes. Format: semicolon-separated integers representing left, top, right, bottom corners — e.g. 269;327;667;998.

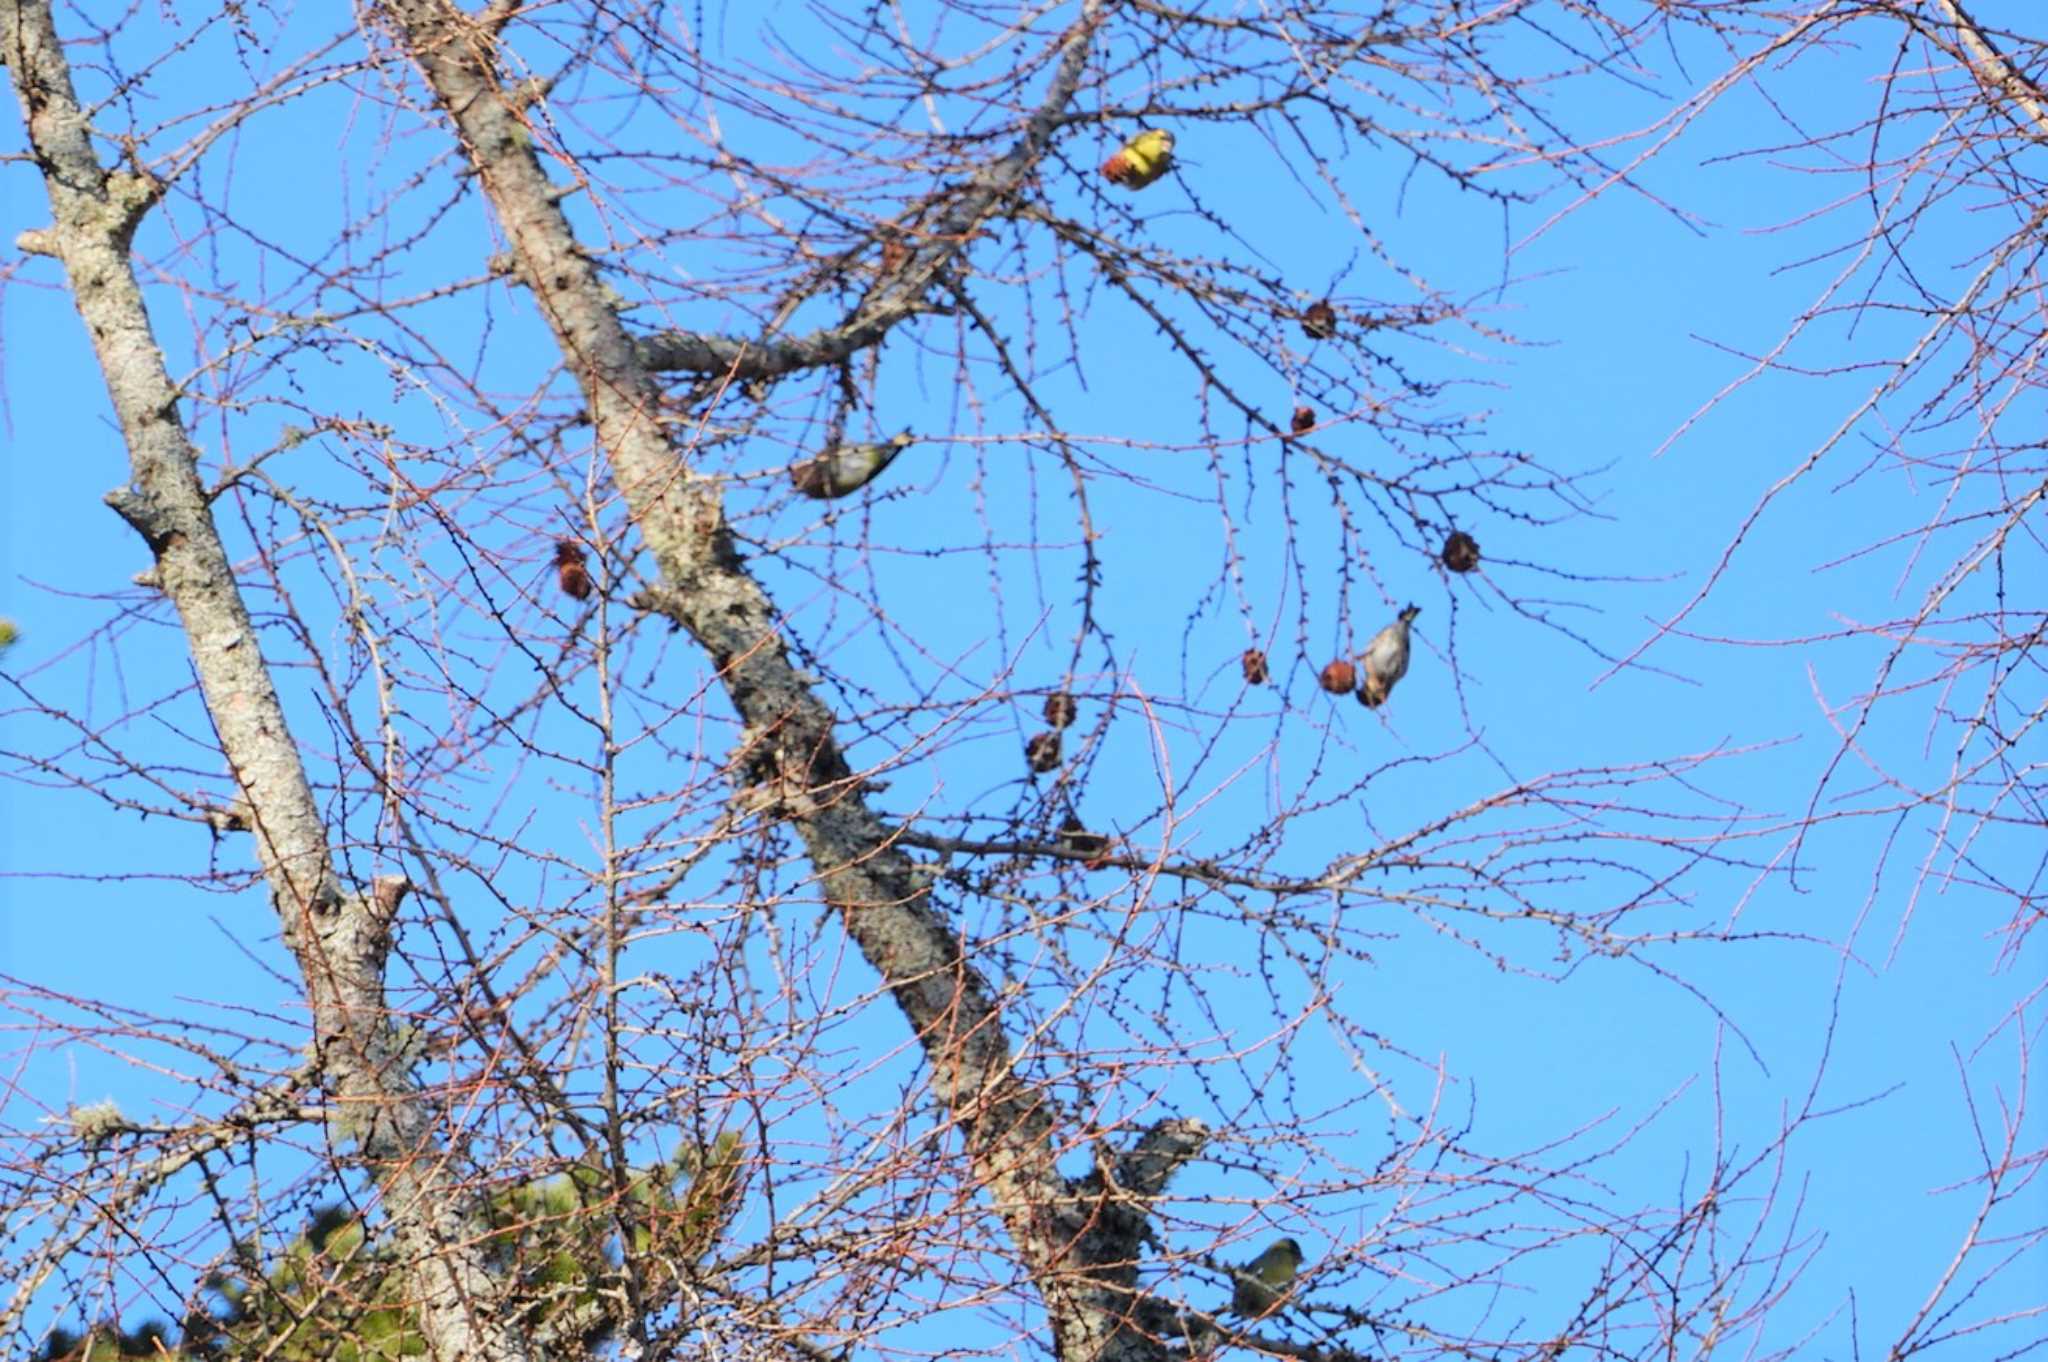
1290;406;1315;435
1301;300;1338;341
1319;658;1356;694
554;540;593;600
1043;692;1078;729
1442;530;1481;573
1241;648;1269;685
1026;731;1062;773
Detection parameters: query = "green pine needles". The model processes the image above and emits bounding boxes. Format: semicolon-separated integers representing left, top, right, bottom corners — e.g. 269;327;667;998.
35;1133;747;1361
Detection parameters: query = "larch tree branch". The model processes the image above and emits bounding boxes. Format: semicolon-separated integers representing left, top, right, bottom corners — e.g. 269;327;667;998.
1931;0;2048;139
373;1;1206;1358
0;3;534;1358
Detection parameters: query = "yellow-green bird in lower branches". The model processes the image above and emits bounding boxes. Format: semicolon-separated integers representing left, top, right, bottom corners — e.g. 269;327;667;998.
1228;1236;1305;1317
1101;128;1175;189
791;430;914;499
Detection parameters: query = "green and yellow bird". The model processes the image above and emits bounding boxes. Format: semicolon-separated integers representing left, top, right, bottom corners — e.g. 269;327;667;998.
1101;129;1175;190
791;430;915;499
1228;1236;1305;1317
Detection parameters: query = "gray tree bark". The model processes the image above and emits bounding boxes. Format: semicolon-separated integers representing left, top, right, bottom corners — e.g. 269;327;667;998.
1;3;535;1357
374;1;1207;1357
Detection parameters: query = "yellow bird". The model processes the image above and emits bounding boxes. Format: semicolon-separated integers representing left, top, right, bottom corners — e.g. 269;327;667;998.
1228;1236;1304;1317
1100;129;1175;190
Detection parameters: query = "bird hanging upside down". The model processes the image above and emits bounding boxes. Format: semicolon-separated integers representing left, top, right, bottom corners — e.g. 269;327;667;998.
1101;129;1175;190
791;431;915;499
1358;604;1420;708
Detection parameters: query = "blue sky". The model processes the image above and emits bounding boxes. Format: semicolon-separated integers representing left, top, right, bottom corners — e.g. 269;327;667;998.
3;2;2042;1356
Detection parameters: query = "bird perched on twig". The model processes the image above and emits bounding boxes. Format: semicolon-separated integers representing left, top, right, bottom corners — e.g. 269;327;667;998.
1358;604;1420;708
791;431;914;499
1101;129;1176;190
1228;1237;1305;1317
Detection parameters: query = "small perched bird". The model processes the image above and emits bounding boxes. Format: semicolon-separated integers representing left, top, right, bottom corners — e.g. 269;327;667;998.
1229;1237;1305;1317
791;430;915;499
1300;300;1338;341
1100;129;1176;190
1358;604;1420;708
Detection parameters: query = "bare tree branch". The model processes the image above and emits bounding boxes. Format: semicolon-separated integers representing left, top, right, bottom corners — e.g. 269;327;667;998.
371;0;1212;1356
0;4;533;1357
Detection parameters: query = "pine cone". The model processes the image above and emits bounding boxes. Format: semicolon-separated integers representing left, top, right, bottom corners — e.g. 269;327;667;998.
554;540;593;601
1057;815;1110;858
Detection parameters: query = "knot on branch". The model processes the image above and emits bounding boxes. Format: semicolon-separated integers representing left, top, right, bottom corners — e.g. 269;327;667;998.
102;167;163;247
16;226;59;258
1058;1117;1212;1307
729;717;861;829
1109;1117;1210;1199
104;484;177;554
370;875;415;923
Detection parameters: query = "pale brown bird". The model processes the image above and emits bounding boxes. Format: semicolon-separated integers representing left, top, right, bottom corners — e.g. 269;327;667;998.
1358;605;1420;708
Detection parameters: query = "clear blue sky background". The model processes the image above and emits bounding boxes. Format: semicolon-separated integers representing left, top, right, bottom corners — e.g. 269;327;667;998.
3;2;2042;1356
